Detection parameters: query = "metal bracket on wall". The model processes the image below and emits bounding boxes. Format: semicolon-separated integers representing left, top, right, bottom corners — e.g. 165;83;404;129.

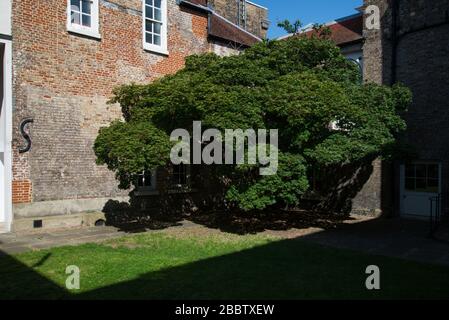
18;118;34;154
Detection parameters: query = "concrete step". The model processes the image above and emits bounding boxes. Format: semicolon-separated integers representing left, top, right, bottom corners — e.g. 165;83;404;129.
12;212;106;234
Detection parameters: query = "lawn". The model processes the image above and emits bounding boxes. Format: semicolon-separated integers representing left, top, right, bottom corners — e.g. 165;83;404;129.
1;229;449;299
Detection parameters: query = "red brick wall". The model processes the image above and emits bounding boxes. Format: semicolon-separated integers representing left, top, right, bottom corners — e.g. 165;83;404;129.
11;0;236;206
12;180;32;204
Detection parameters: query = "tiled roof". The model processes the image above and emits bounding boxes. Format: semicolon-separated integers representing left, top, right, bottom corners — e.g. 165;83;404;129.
283;14;363;47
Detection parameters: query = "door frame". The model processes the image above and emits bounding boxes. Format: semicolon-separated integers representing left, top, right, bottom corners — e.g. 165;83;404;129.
0;38;12;232
399;161;442;219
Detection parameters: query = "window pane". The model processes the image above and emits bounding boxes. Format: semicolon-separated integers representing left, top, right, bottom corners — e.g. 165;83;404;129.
145;5;153;19
154;8;161;21
172;165;187;185
415;178;426;191
428;165;439;179
71;0;81;11
137;175;144;187
153;35;161;45
145;176;152;187
145;20;153;33
145;32;153;44
137;172;153;187
153;23;161;35
405;165;415;178
154;0;162;9
180;173;187;185
427;178;439;192
145;0;153;6
71;11;81;25
81;0;91;14
405;178;415;191
415;164;426;178
82;14;91;27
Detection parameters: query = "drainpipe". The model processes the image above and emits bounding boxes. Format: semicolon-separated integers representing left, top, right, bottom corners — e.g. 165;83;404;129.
389;0;399;217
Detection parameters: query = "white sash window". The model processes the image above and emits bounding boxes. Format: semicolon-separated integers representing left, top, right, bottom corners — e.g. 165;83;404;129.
143;0;168;55
67;0;101;39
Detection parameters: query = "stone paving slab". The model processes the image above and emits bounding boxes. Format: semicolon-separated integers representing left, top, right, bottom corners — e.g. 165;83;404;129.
0;226;128;254
1;246;31;254
300;218;449;267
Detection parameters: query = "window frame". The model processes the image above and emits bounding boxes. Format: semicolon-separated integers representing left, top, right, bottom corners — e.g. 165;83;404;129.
67;0;101;39
136;170;157;191
142;0;168;55
404;163;440;194
170;163;190;189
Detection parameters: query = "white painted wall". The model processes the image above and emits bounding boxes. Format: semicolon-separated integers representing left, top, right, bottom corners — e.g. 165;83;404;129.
0;0;12;37
0;39;12;232
0;0;13;231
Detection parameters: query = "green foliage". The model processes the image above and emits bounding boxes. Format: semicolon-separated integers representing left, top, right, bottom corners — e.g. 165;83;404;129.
277;19;302;34
94;36;411;211
227;153;309;211
312;23;332;39
94;120;171;189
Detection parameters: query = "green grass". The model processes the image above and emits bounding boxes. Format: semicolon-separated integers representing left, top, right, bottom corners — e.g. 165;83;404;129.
1;231;449;299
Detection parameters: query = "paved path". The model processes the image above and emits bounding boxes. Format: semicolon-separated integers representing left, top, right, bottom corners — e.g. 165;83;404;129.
0;221;199;255
299;218;449;266
0;226;128;254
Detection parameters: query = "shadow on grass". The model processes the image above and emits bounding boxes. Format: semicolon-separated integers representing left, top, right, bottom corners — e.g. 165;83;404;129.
75;237;377;300
1;217;449;300
73;226;449;300
0;251;68;299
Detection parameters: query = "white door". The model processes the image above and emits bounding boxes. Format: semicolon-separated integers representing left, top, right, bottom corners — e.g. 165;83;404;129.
400;163;441;219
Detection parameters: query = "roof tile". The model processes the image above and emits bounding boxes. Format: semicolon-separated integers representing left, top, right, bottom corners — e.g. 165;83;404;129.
301;14;363;46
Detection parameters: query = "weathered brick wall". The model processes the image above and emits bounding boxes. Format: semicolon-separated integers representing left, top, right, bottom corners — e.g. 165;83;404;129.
245;1;268;39
362;0;449;216
11;0;235;210
394;0;449;215
362;0;393;85
208;0;268;38
209;0;239;25
395;0;449;161
342;0;393;216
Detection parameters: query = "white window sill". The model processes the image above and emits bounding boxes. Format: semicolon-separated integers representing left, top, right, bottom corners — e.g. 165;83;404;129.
134;189;159;196
135;188;197;196
67;26;101;40
143;43;169;56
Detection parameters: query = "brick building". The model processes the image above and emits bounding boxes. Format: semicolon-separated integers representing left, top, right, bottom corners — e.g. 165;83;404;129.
363;0;449;220
279;0;449;220
208;0;269;38
0;0;268;233
279;12;383;216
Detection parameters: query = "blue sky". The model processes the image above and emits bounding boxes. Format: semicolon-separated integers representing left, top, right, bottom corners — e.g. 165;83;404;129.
254;0;363;39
